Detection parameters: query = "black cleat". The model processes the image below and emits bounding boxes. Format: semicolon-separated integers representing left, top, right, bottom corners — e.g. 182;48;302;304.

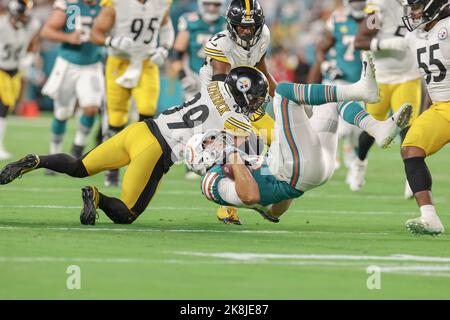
80;186;100;225
104;169;119;187
71;144;84;159
0;154;40;185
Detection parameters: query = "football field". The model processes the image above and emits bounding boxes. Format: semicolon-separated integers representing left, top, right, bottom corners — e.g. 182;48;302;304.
0;115;449;299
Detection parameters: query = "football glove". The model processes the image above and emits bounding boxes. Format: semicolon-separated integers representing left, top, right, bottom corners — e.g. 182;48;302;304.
150;47;169;67
105;36;134;52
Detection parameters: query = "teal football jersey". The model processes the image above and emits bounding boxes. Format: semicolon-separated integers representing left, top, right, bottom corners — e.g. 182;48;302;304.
178;12;226;74
202;162;304;207
55;0;102;65
325;13;362;83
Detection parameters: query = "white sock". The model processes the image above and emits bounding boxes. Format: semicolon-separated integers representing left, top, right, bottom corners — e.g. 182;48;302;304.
336;84;363;102
74;123;92;147
0;117;6;149
420;205;439;221
359;116;380;137
50;134;64;154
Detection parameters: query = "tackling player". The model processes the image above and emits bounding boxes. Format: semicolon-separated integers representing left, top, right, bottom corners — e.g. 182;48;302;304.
171;0;226;180
308;0;366;183
0;0;40;160
352;0;422;195
200;0;278;224
190;55;413;223
401;0;449;235
90;0;175;186
0;63;389;225
41;0;103;163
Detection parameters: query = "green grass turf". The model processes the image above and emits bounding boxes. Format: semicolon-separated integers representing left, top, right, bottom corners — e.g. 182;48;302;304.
0;115;450;299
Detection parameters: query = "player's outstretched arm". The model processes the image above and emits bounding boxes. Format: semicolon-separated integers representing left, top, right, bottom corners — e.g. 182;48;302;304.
256;55;277;97
229;152;260;206
90;5;115;46
40;8;81;45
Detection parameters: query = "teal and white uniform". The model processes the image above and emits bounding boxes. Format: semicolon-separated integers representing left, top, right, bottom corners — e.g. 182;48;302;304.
202;161;304;207
201;81;365;208
42;0;104;120
177;12;226;99
324;10;362;83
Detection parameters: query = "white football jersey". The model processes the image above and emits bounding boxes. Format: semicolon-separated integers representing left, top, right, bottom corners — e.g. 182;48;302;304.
199;25;270;86
0;15;40;70
405;16;450;103
365;0;420;83
102;0;170;60
154;81;253;161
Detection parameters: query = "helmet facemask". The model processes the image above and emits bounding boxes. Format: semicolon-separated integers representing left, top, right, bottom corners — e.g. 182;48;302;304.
402;0;450;32
346;0;366;20
8;0;34;28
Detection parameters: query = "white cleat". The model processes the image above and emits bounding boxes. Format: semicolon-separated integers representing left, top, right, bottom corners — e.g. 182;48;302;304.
405;217;445;236
0;148;12;161
404;180;414;200
354;52;379;104
372;103;413;149
347;158;368;192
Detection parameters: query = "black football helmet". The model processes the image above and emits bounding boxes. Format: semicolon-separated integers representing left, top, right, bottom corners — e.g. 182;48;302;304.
225;66;269;121
226;0;265;50
402;0;450;31
8;0;33;26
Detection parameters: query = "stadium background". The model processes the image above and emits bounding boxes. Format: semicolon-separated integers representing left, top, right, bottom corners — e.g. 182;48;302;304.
0;0;337;114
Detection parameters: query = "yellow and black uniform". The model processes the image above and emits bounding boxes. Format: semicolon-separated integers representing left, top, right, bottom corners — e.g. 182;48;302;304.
100;0;171;127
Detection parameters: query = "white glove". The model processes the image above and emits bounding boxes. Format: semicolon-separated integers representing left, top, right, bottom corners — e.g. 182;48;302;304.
370;37;408;52
181;75;199;92
150;47;169;67
105;36;134;52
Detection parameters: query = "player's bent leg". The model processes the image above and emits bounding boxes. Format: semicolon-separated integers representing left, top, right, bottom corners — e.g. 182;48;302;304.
71;109;98;159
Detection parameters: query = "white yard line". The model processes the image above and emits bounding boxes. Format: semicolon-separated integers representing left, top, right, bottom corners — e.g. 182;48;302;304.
0;204;416;216
0;225;392;236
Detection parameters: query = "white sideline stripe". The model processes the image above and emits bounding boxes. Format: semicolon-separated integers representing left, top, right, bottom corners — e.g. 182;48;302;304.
175;252;450;263
1;256;450;277
0;225;392;236
0;204;416;216
2;187;447;203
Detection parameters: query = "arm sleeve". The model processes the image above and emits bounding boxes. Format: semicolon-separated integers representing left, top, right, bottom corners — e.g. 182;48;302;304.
275;82;300;104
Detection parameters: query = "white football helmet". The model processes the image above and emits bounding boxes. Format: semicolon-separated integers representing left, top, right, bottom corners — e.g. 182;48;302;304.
198;0;225;23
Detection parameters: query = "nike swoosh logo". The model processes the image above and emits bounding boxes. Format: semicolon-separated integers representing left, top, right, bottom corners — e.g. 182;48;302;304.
211;43;218;47
363;61;368;76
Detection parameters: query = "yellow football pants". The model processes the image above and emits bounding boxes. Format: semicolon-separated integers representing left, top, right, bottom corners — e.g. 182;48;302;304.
82;121;164;214
402;101;450;156
0;69;22;108
366;78;422;126
251;112;275;145
105;56;160;128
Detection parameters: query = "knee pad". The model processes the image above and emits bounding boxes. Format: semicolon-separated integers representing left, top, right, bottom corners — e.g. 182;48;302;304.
404;157;432;193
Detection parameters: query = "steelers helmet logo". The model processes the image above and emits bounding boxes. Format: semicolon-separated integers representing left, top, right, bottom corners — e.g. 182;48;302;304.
438;27;448;40
237;77;252;93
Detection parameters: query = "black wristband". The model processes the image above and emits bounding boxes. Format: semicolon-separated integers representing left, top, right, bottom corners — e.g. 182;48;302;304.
212;74;227;82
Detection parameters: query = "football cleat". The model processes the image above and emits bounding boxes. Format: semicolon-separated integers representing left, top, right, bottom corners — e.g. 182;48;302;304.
80;186;100;225
373;103;413;149
346;158;368;192
0;154;40;185
405;217;444;236
253;206;280;223
353;52;379;104
104;169;119;187
216;206;242;225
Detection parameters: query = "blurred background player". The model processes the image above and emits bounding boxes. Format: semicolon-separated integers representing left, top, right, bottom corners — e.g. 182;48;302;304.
308;0;366;182
199;0;278;223
171;0;226;180
401;0;450;235
40;0;103;168
0;0;40;160
90;0;174;186
352;0;422;195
